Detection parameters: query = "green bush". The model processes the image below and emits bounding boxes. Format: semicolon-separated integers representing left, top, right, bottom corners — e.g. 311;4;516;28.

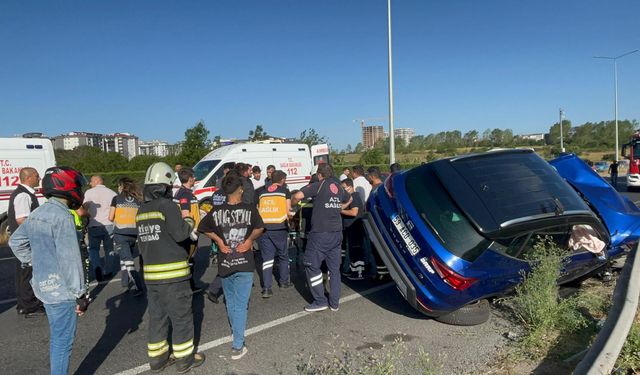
510;236;588;358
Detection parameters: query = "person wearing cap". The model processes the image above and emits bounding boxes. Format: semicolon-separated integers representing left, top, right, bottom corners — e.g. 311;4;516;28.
136;162;205;372
10;166;91;374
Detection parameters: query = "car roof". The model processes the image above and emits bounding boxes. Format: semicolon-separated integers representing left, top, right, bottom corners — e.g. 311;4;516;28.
429;149;592;235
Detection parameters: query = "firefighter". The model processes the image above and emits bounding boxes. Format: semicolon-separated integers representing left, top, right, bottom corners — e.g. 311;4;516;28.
136;162;205;372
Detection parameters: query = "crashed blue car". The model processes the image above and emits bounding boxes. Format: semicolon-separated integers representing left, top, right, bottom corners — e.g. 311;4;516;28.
364;149;640;325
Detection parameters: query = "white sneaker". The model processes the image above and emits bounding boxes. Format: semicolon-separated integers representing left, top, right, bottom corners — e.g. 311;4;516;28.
231;346;248;360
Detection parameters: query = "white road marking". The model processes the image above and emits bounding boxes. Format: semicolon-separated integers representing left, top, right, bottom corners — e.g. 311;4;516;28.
114;282;394;375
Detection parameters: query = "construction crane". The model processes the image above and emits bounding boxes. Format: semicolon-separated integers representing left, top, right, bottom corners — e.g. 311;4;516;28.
353;118;385;128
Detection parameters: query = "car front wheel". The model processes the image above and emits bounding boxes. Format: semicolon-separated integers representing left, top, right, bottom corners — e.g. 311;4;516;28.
434;299;491;326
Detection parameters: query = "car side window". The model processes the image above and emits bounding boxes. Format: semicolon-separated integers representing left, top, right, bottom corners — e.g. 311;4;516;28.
511;225;571;260
204;168;225;188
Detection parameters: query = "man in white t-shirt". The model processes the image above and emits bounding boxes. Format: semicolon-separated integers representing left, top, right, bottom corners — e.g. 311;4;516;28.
351;165;372;203
251;165;265;189
83;175;118;281
339;167;350;182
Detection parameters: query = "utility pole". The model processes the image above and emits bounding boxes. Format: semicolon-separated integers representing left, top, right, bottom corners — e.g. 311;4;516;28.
594;49;638;162
387;0;395;164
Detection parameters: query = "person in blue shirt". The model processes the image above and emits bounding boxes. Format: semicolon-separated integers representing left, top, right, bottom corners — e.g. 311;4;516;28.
291;164;351;312
10;166;91;375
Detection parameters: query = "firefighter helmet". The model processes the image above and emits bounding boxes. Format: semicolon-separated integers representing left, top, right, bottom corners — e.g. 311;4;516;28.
144;162;176;185
42;166;87;209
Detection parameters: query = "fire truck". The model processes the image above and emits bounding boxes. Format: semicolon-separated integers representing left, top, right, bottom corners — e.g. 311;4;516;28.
622;132;640;191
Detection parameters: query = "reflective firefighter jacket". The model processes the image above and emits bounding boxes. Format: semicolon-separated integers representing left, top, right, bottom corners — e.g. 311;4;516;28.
136;197;193;284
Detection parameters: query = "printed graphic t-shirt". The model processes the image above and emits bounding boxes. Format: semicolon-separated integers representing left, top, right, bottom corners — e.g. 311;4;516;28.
198;202;264;277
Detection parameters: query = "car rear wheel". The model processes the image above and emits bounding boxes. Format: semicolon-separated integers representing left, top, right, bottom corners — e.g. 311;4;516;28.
434;299;491;326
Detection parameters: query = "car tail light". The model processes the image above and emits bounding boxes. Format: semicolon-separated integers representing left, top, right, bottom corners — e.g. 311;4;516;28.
430;257;477;291
384;174;394;198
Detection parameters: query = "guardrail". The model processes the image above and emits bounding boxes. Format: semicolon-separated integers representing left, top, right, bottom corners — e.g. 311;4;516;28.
574;243;640;374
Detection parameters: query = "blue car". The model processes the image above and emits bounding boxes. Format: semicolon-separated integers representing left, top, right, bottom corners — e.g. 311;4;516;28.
364;149;640;325
595;161;609;172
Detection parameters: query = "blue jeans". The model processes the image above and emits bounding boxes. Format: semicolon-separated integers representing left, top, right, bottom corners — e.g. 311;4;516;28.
221;272;254;350
44;302;78;375
88;225;118;278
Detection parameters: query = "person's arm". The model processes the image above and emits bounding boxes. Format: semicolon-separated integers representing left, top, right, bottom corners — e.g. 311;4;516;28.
197;209;231;253
13;193;32;226
164;201;192;243
290;191;304;207
108;196;117;222
203;231;231;253
237;206;265;253
8;221;31;264
175;191;192;219
236;228;264;253
55;215;85;295
341;205;359;217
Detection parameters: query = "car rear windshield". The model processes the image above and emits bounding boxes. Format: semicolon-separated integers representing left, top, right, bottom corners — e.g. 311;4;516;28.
405;166;491;262
193;159;220;182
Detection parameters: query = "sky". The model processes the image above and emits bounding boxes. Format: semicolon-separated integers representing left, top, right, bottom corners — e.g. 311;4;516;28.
2;0;640;150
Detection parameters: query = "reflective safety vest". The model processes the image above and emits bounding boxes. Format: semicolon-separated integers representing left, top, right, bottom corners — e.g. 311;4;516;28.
135;198;193;284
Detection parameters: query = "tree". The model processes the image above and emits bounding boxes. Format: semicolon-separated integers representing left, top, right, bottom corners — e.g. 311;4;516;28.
178;120;211;167
548;120;572;147
296;128;328;148
463;130;479;147
56;146;128;173
360;147;386;165
248;125;269;141
345;144;353;153
128;155;163;171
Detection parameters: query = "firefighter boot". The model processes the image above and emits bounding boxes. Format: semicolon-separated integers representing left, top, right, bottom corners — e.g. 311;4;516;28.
176;352;205;373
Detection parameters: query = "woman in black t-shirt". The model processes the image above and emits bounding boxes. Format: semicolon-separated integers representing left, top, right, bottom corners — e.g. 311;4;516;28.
198;173;264;360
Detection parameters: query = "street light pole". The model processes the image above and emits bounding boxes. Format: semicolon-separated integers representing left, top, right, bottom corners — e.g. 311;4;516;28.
594;49;638;162
387;0;395;164
559;108;565;153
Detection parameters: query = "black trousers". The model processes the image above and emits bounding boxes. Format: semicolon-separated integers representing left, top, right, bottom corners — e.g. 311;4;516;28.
15;260;42;313
146;281;195;366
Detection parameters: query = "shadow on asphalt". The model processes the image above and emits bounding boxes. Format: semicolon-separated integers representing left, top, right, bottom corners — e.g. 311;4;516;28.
74;291;147;375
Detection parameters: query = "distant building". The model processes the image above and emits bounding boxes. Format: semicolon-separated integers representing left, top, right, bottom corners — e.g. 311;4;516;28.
394;128;415;145
51;131;103;150
519;133;546;142
139;140;170;157
102;133;139;160
362;125;385;149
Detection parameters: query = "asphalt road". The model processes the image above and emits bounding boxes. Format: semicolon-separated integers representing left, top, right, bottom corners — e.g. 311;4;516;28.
0;180;637;375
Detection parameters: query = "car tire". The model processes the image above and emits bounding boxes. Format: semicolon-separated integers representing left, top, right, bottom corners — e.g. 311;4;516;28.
434;299;491;326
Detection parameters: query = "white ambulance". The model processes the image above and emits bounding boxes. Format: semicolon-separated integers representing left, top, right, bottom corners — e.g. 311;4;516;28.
191;142;329;203
0;135;56;244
